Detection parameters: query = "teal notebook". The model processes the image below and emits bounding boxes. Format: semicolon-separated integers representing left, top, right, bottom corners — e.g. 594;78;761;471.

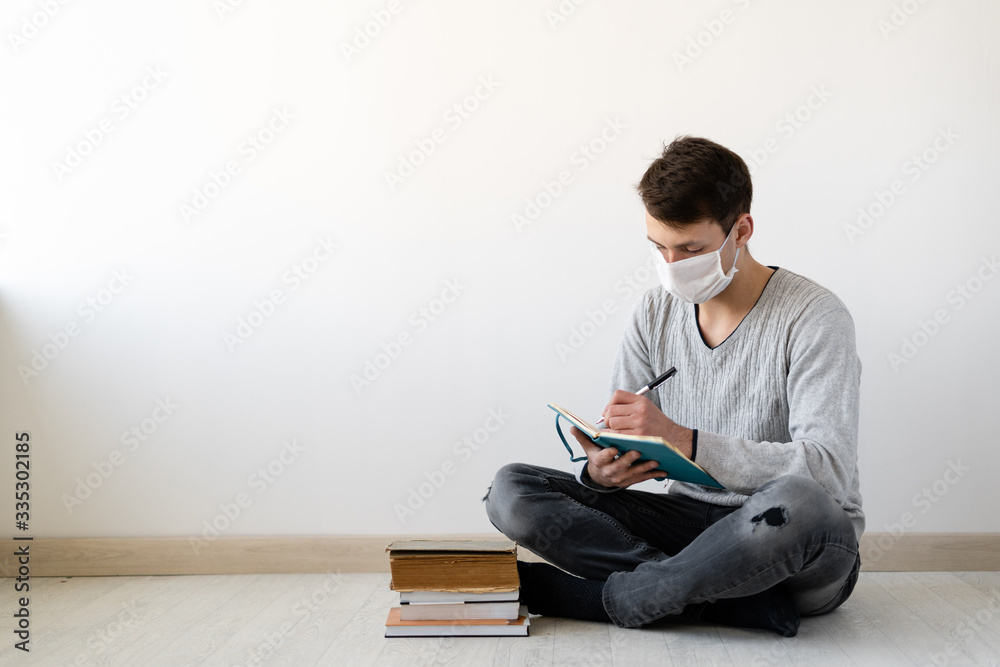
548;403;725;489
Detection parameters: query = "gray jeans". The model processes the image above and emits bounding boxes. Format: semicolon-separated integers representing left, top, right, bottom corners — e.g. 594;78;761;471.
484;463;860;628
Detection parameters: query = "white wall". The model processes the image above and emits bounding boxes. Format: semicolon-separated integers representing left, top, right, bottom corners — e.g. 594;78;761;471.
1;1;998;541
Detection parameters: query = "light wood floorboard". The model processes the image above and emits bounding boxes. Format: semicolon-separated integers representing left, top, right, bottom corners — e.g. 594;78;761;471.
811;575;917;666
493;616;554;666
112;574;262;665
2;572;999;666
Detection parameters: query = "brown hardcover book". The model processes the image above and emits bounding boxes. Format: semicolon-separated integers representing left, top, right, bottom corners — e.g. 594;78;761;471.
386;540;518;593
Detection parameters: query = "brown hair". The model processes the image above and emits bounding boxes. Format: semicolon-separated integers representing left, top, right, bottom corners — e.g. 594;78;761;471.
636;136;752;234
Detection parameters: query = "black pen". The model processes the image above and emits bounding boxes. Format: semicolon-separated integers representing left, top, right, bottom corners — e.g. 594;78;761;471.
596;366;677;426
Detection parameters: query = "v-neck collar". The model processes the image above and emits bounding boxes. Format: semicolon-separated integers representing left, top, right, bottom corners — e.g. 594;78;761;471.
691;267;780;351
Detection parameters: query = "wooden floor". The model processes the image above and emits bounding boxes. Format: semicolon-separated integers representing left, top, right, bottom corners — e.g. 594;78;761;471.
2;572;999;666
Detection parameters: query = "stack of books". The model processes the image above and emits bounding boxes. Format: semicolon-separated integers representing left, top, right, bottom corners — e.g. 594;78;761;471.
384;539;528;637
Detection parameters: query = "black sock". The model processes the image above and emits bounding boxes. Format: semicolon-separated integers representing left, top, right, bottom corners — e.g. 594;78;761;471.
686;586;800;637
516;561;611;623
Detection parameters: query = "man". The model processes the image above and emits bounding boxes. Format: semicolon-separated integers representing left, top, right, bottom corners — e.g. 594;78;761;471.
484;136;863;636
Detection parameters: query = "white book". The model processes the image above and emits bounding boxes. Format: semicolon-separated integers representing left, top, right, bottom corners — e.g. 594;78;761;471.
399;589;520;604
399;601;521;621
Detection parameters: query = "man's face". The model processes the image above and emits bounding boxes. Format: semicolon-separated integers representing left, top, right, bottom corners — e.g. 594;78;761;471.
645;211;735;265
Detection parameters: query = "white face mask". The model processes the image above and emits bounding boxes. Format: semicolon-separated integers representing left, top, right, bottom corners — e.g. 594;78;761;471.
649;226;741;304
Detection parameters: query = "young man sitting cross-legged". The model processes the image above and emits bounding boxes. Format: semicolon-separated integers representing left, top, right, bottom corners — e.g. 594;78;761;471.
484;136;864;636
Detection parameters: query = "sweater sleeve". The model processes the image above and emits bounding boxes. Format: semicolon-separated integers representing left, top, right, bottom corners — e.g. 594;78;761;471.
693;304;861;504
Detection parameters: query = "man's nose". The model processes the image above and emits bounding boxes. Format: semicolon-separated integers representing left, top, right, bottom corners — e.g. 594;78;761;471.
663;249;684;263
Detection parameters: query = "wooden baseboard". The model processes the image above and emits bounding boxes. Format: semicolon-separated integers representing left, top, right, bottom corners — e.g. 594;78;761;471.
858;532;1000;571
2;533;997;577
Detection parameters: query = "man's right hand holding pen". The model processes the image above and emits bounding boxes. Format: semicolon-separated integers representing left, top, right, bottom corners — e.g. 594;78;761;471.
572;367;696;489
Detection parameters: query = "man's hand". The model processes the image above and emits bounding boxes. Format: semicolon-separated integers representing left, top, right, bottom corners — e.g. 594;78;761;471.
573;390;694;489
572;426;664;488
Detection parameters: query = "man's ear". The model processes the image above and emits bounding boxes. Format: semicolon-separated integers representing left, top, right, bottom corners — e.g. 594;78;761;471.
734;214;754;247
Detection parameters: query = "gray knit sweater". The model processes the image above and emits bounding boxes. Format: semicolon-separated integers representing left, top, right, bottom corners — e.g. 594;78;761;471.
575;267;865;542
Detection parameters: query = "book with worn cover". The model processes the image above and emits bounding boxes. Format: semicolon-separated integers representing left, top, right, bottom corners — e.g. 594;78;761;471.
386;540;518;593
548;403;725;489
385;605;529;637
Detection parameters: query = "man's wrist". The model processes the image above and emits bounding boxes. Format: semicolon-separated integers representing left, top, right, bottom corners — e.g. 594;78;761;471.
667;425;696;459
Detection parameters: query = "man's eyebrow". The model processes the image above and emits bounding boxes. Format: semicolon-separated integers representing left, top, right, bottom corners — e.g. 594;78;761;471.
646;236;703;247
